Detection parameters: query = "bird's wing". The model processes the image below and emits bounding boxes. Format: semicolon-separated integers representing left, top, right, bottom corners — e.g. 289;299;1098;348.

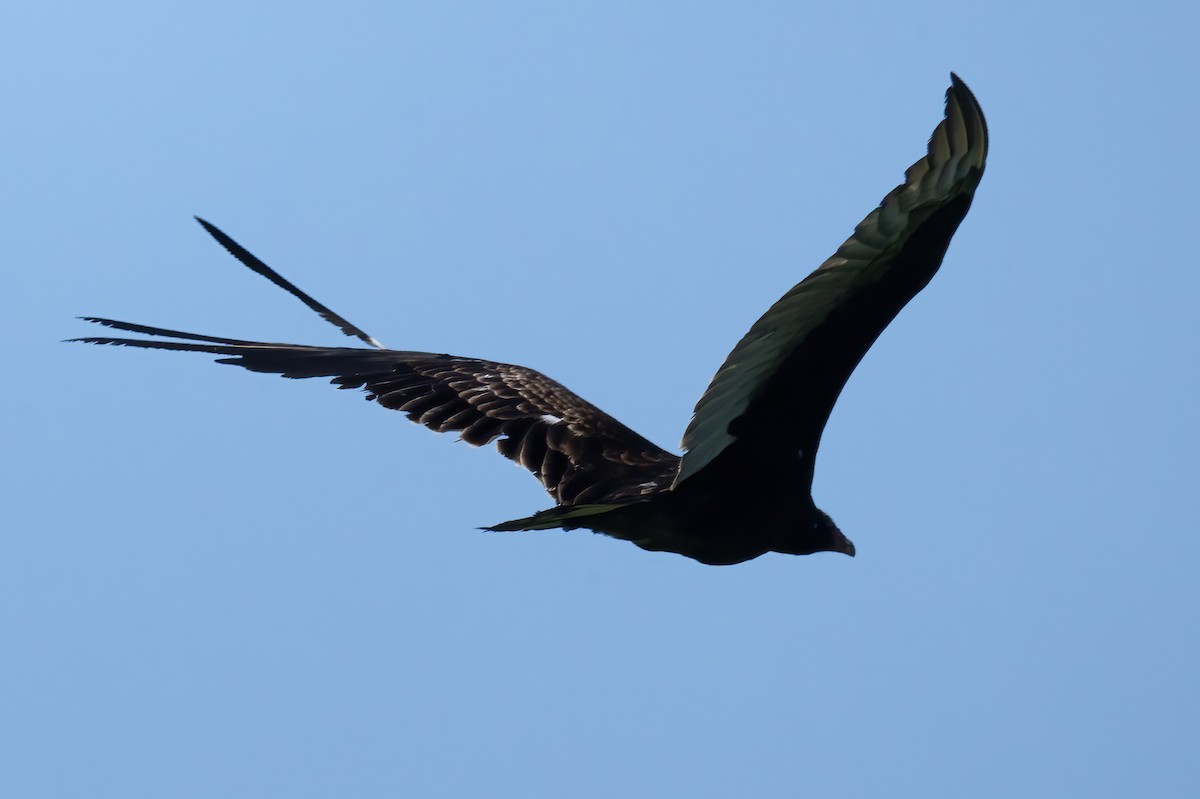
74;219;678;505
675;74;988;486
74;321;680;505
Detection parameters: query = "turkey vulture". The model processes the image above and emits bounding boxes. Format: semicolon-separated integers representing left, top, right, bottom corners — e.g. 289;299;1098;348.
75;74;988;565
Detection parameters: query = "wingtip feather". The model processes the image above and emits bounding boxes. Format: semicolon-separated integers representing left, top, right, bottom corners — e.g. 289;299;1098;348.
193;217;385;349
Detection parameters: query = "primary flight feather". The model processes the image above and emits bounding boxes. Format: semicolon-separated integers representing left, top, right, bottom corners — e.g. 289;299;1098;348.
75;74;988;565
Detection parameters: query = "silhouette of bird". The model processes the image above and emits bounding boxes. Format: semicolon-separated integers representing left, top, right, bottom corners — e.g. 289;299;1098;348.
74;74;987;565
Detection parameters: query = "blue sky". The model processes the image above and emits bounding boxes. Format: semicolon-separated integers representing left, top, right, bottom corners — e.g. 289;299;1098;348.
4;2;1198;797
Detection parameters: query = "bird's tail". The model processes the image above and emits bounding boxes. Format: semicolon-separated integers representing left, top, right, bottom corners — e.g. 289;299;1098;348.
483;503;632;532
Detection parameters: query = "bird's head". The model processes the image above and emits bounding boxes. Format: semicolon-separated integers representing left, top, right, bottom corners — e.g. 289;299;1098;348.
815;508;856;557
775;507;856;557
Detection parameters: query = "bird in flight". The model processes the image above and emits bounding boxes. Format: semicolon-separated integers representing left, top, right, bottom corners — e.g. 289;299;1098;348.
75;74;987;565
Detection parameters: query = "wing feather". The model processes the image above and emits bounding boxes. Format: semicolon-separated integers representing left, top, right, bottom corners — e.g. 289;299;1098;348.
73;320;678;504
675;74;988;486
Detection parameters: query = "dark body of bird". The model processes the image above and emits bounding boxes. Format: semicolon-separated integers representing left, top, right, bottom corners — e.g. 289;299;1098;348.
75;75;988;565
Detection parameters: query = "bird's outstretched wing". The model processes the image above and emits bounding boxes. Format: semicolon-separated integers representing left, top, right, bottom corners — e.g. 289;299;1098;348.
73;221;679;505
675;74;988;487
